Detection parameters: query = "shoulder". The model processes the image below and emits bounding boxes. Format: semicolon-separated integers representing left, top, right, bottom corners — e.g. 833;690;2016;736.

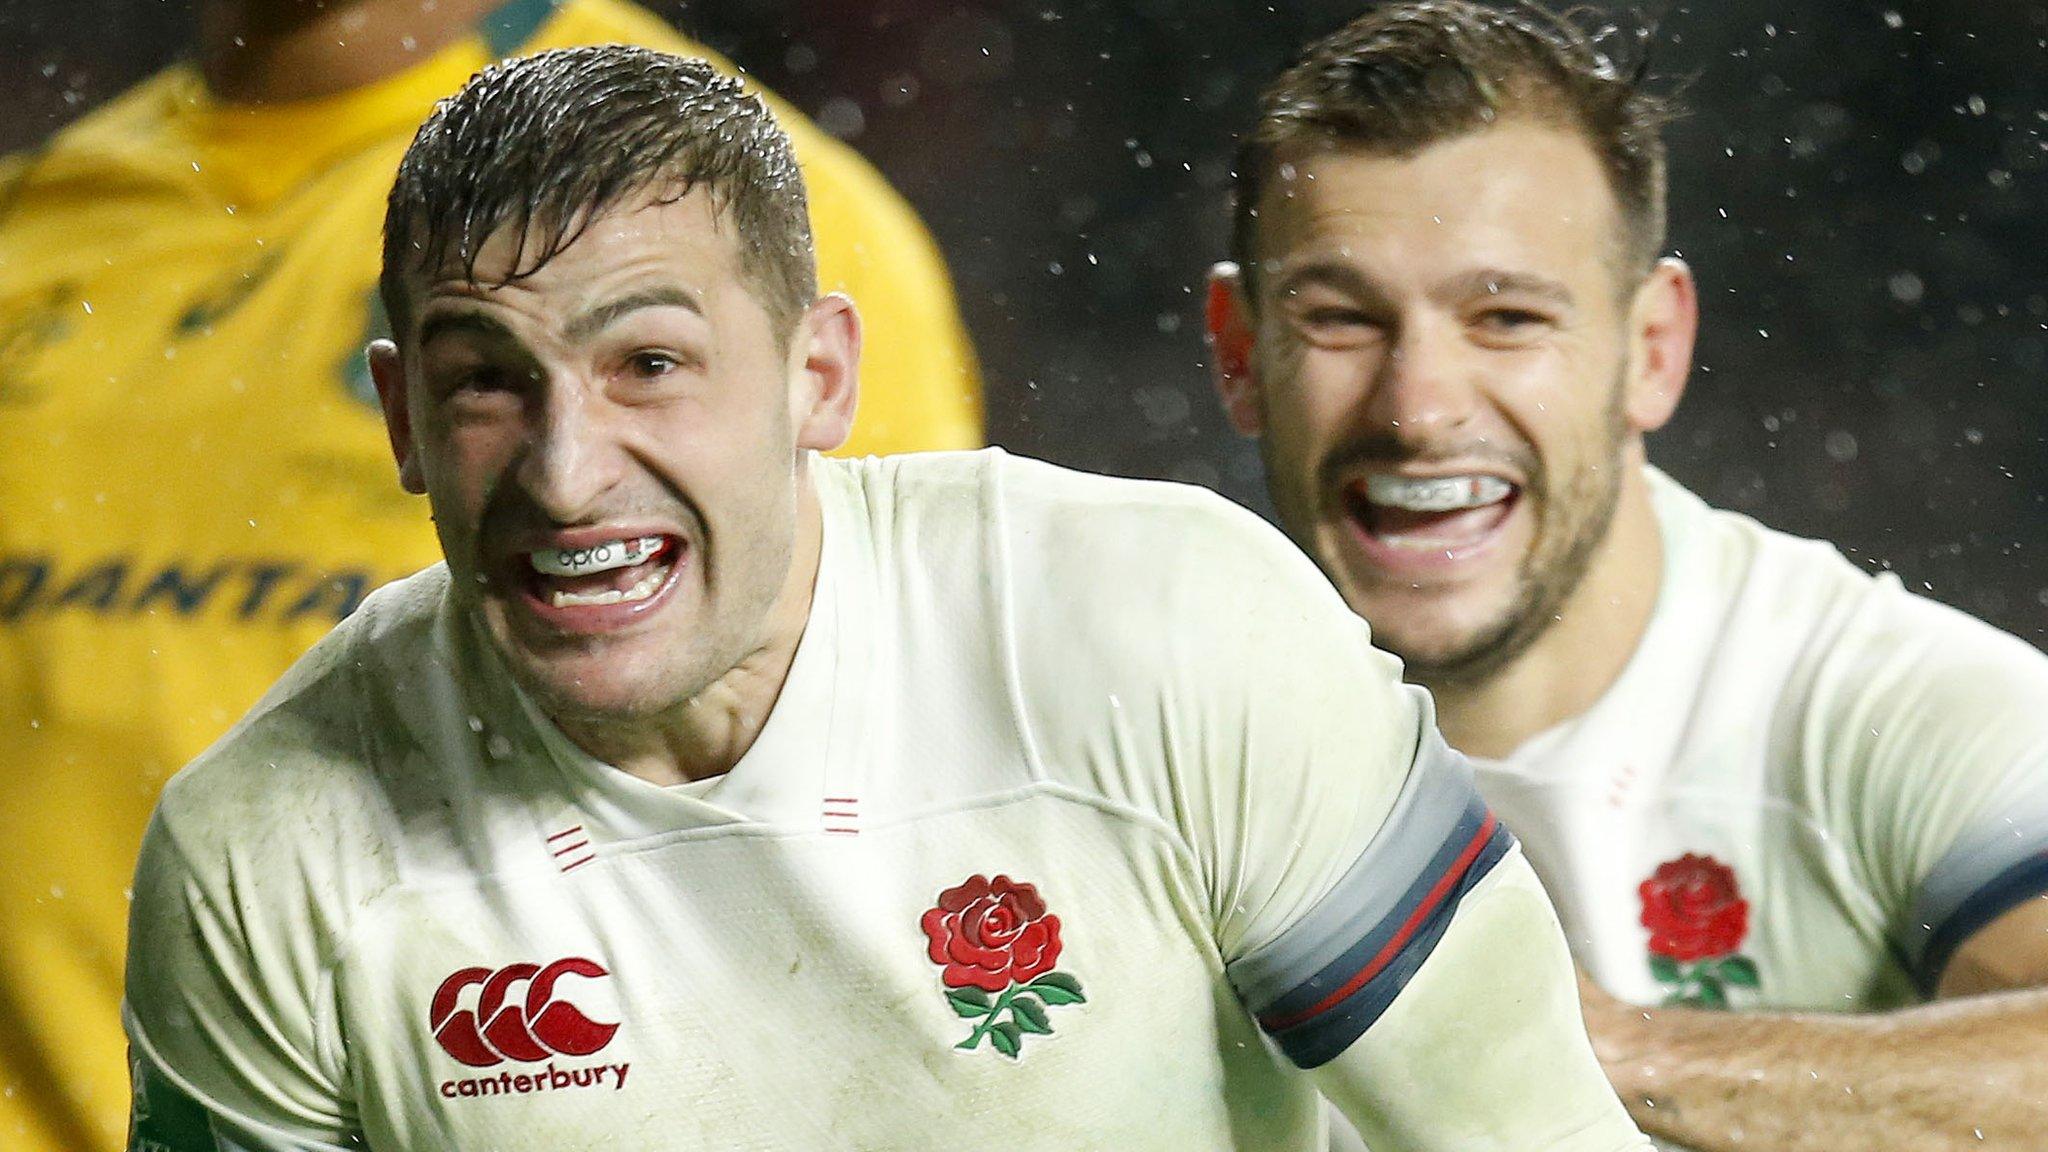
5;67;190;180
993;451;1355;650
845;448;1347;636
864;449;1404;772
1656;470;2048;784
1649;467;1870;616
146;567;453;903
1686;476;2048;716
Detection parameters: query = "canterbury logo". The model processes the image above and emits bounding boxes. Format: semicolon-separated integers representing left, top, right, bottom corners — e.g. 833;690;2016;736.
429;958;620;1067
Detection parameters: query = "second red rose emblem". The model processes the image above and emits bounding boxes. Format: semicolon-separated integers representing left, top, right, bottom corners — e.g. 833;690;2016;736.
921;874;1086;1058
1638;852;1760;1007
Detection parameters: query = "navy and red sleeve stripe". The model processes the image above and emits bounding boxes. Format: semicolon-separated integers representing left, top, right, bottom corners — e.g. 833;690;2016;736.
1226;730;1516;1068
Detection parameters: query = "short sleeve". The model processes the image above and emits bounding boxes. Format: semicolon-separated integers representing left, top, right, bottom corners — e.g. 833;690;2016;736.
124;777;358;1149
1813;581;2048;994
996;470;1521;1066
991;473;1641;1146
1224;719;1517;1067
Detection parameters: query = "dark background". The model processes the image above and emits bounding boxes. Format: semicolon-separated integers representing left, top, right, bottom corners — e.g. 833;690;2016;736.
5;0;2045;643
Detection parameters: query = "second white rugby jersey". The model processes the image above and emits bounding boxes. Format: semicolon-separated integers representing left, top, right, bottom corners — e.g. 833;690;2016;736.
1478;469;2048;1014
126;450;1644;1151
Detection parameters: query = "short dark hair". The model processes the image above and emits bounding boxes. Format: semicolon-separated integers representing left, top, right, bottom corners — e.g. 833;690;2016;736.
1232;1;1678;297
381;44;816;340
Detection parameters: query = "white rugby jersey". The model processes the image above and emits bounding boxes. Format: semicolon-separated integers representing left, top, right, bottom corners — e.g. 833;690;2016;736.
1479;468;2048;1014
125;450;1645;1152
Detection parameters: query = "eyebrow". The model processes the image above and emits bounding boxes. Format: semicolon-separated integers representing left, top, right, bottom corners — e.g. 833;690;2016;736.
416;309;515;352
563;287;703;344
1446;269;1576;307
1271;260;1390;306
1273;260;1577;310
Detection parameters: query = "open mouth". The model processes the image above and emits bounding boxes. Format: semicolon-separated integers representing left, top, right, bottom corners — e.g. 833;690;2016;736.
1343;473;1519;555
521;534;682;611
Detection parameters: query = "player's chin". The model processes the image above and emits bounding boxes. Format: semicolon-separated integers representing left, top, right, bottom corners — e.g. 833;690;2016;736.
502;646;696;723
1343;579;1524;670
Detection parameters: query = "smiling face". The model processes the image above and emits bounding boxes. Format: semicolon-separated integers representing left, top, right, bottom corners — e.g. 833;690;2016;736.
370;189;854;726
1213;120;1687;684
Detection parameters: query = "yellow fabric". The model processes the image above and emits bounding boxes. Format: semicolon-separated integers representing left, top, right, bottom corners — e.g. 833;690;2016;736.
0;3;981;1148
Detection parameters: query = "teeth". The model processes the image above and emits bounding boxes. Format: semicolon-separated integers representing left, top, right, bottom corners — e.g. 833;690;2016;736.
530;536;666;577
1363;474;1512;513
548;566;667;609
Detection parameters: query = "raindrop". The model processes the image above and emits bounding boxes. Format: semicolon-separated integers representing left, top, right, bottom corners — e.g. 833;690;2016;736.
1966;94;1987;117
1882;10;1904;28
1887;272;1925;304
1824;430;1859;462
880;74;920;108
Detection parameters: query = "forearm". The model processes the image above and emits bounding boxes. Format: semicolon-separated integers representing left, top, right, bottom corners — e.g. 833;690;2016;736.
1593;989;2048;1150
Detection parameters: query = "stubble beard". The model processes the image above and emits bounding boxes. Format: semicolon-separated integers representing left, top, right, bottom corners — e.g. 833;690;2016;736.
1262;375;1631;691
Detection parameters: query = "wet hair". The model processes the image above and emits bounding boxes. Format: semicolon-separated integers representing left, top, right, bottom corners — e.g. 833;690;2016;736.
380;44;816;340
1232;0;1679;298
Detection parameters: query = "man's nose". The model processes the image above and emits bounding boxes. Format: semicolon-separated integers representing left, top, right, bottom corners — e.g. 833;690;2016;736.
1358;317;1481;446
516;382;622;522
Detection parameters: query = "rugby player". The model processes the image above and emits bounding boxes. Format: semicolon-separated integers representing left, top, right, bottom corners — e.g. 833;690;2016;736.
0;2;979;1147
1206;4;2048;1149
122;44;1648;1151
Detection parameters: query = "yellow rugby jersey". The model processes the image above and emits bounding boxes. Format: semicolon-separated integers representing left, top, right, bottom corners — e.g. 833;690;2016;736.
0;2;981;1148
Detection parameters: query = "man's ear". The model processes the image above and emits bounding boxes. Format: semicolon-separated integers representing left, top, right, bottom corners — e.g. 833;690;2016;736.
1623;257;1697;435
1205;262;1262;436
367;339;427;494
792;293;861;453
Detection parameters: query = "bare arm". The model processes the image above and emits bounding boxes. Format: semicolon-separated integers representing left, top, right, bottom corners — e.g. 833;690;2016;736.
1582;898;2048;1151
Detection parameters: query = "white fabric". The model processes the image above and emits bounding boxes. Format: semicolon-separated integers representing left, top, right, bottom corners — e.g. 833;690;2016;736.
1480;467;2048;1010
125;450;1643;1152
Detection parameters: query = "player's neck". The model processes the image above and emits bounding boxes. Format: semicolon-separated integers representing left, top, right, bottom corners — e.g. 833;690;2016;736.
198;0;509;104
551;480;827;788
1425;454;1664;760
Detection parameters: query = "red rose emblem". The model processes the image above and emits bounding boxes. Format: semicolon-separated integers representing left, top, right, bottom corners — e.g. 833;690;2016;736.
921;874;1063;993
1639;853;1750;962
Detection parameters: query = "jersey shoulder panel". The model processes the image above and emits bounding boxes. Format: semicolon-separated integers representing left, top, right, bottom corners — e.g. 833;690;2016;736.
964;453;1424;938
148;566;453;912
1655;472;2048;986
124;571;452;1144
